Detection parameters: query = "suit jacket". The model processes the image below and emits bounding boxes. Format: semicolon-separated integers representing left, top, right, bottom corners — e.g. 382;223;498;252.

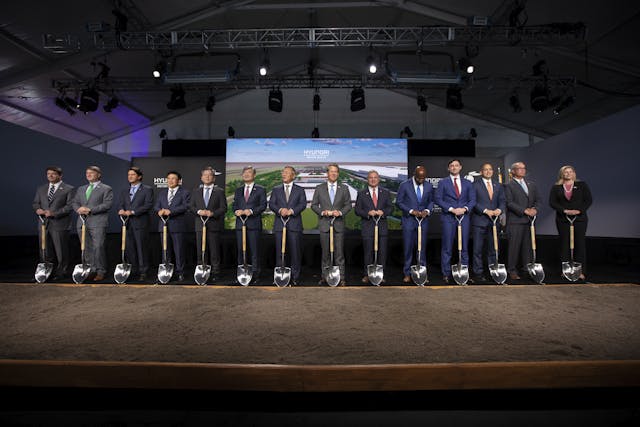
71;182;113;228
471;179;506;227
118;184;154;229
395;178;434;230
311;182;352;233
354;187;393;236
549;181;592;223
189;185;227;231
154;186;190;232
435;176;476;223
269;183;307;232
32;182;75;231
232;184;267;230
504;179;541;225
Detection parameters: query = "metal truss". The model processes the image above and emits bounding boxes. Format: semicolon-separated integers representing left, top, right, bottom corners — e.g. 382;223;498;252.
43;25;586;52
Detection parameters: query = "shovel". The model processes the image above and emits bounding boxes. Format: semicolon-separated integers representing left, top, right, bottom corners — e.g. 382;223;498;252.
367;215;384;286
34;215;53;283
526;215;545;284
324;217;341;287
488;216;507;285
562;215;582;282
274;217;291;287
237;215;253;286
451;215;469;286
410;216;428;286
114;215;132;284
157;215;174;284
72;214;91;284
194;216;212;286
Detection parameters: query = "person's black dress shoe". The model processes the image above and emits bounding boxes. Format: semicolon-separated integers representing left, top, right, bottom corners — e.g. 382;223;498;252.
443;276;451;284
138;273;147;282
177;274;184;282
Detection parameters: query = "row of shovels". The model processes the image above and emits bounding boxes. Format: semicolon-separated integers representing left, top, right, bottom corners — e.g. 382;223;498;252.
35;214;584;285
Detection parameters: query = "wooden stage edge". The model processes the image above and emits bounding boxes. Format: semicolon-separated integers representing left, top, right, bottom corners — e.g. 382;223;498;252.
1;359;639;392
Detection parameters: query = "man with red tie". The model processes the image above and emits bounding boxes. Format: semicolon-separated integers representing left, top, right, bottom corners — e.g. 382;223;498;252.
434;159;476;284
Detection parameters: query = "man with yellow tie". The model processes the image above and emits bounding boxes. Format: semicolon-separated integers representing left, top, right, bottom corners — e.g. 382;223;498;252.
471;163;506;283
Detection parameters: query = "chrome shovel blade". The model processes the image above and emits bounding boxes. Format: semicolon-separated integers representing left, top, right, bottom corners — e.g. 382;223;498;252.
237;264;253;286
274;266;291;287
410;264;428;286
452;263;469;286
72;263;91;284
562;261;582;282
35;262;53;283
324;266;340;287
114;263;132;284
489;263;508;285
157;263;174;284
367;264;384;286
527;263;545;284
194;265;211;286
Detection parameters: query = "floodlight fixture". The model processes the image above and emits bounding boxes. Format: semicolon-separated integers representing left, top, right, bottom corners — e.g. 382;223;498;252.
366;55;377;74
350;87;365;112
166;86;186;110
530;84;549;112
103;96;119;112
313;93;321;111
54;97;76;115
446;86;464;110
458;57;475;74
77;87;100;113
205;95;216;112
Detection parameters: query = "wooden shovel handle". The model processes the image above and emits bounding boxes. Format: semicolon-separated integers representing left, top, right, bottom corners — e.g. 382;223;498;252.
492;224;499;251
530;225;537;251
417;224;422;249
80;224;86;251
41;224;47;251
374;224;378;252
330;225;334;253
457;224;463;251
121;225;127;251
162;225;168;251
202;225;207;253
570;224;574;250
242;224;247;252
281;226;287;254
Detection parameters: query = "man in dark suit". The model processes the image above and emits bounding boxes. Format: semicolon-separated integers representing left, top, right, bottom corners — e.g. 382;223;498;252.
355;170;393;284
471;163;506;283
155;171;190;282
269;166;307;285
117;166;154;282
189;166;227;283
434;159;476;284
233;165;267;283
71;165;113;281
504;161;541;280
396;166;434;283
32;166;75;281
311;163;352;286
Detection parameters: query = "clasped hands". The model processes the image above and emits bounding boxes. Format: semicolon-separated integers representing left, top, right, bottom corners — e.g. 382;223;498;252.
278;208;294;217
410;209;430;218
235;209;252;217
321;210;341;217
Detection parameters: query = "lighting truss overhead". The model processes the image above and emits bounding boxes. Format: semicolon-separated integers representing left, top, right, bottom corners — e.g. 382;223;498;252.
350;87;365;112
166;87;186;110
446;87;464;110
391;73;461;85
268;89;283;112
103;96;119;112
163;71;232;83
205;95;216;112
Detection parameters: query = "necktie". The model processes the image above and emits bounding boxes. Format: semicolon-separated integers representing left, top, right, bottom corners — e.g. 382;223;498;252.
85;183;94;200
244;185;250;202
372;188;378;208
204;187;211;205
130;187;135;201
329;184;335;204
454;177;460;198
48;185;55;202
168;188;175;204
519;179;529;195
416;185;422;201
285;185;290;202
486;181;493;200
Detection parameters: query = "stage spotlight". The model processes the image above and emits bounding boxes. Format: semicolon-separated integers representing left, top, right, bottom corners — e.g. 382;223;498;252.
103;96;119;112
509;91;522;113
313;93;321;111
366;55;377;74
403;126;414;138
54;97;76;115
153;61;166;79
470;127;477;138
166;86;186;110
77;87;100;113
259;59;270;76
553;95;575;115
458;57;474;74
446;87;464;110
159;129;167;139
228;126;236;137
417;95;428;111
530;84;549;112
532;60;548;76
312;127;320;138
268;89;283;112
205;95;216;112
350;87;365;112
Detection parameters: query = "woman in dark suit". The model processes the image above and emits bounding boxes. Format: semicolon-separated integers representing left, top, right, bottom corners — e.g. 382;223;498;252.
549;165;593;281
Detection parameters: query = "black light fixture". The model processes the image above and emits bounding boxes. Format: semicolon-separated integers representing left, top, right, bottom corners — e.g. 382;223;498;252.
103;96;119;112
532;60;548;76
366;55;377;74
470;127;478;138
313;93;321;111
153;61;166;79
166;86;186;110
350;87;365;112
259;50;271;76
402;126;414;138
205;95;216;112
530;84;549;112
509;90;522;113
446;87;463;110
268;88;283;112
159;129;167;139
458;57;474;74
417;95;428;111
54;97;76;115
553;95;575;115
227;126;236;137
312;127;320;138
77;87;100;113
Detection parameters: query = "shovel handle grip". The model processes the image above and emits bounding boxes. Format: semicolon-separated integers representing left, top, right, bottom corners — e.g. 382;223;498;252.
281;226;287;254
330;225;334;253
570;224;574;250
457;224;463;251
202;225;207;252
374;224;378;252
417;224;422;248
80;224;86;251
242;225;247;252
530;225;537;251
162;225;168;251
121;225;127;251
492;225;499;252
41;224;47;251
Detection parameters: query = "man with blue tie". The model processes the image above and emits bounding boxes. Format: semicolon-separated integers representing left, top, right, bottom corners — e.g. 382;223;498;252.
396;166;434;283
471;163;506;283
355;170;393;284
435;159;476;284
117;167;154;281
155;171;190;283
269;166;307;286
233;166;267;284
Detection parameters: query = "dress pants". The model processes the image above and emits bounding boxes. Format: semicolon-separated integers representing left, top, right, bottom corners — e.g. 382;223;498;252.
237;229;260;276
401;223;428;276
507;223;532;274
78;226;107;275
320;229;345;279
275;229;302;281
556;219;588;274
196;229;221;275
125;226;150;275
472;224;497;275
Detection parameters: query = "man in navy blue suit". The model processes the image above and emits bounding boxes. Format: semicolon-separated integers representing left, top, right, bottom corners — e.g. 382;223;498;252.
155;171;190;282
268;166;307;285
435;159;476;284
117;167;154;281
233;165;267;283
396;166;434;283
471;163;506;283
355;170;394;284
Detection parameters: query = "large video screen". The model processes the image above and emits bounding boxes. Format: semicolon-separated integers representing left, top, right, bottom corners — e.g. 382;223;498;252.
225;138;408;232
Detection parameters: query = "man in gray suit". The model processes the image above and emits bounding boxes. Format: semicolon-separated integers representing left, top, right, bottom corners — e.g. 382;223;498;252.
72;165;113;281
311;163;352;286
32;166;75;281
